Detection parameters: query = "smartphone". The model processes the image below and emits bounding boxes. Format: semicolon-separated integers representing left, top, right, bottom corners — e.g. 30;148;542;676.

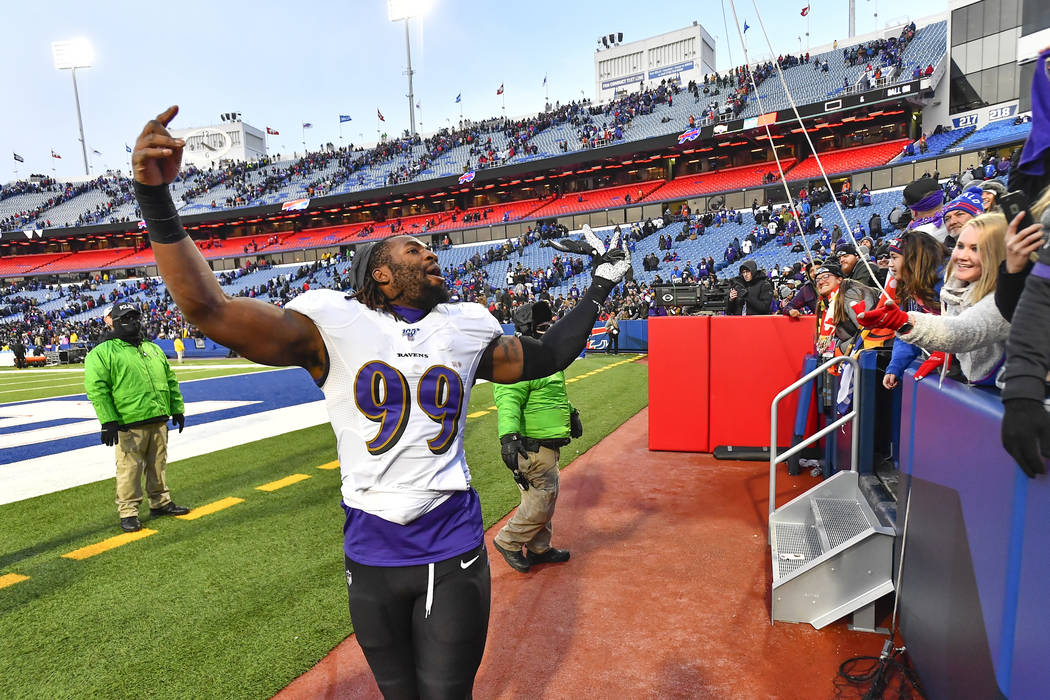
999;190;1035;230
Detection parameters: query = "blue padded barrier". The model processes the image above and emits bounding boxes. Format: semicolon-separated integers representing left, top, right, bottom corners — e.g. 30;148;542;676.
897;369;1049;699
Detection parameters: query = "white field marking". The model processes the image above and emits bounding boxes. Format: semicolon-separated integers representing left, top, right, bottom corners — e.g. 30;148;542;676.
0;366;287;397
0;362;266;375
0;400;258;449
0;401;330;505
0;366;265;392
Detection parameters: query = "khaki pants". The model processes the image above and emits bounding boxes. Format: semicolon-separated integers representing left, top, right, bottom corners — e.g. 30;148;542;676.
494;445;560;555
115;422;172;517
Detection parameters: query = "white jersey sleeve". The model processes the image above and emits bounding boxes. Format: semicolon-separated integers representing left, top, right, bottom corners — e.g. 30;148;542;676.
286;291;504;524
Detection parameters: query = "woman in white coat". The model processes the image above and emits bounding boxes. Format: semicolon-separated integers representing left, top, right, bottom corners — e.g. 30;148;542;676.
856;212;1010;386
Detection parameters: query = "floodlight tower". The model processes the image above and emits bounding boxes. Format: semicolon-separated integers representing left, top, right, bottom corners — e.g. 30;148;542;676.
388;0;432;137
51;38;94;176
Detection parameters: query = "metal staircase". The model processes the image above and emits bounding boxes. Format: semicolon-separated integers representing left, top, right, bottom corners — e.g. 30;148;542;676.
768;356;895;630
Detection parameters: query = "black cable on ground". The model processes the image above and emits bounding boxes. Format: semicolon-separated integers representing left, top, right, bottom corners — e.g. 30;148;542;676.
834;639;926;699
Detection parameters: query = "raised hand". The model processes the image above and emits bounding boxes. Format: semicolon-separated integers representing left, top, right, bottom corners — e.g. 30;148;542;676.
581;225;632;285
132;105;185;186
857;301;909;331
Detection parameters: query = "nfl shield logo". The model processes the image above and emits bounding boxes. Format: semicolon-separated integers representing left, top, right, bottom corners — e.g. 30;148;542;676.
403;328;419;340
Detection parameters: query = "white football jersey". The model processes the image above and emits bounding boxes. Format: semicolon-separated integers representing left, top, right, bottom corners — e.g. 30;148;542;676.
286;290;503;524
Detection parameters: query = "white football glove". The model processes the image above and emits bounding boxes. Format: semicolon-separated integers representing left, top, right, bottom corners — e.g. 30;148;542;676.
581;225;632;285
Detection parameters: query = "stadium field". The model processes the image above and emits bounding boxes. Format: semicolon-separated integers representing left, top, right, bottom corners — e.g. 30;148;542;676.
0;353;648;699
0;358;272;403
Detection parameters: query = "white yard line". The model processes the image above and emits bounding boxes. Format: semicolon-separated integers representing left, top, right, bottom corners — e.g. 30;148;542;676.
0;401;330;505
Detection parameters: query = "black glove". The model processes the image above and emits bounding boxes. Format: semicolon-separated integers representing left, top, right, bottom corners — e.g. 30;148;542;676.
172;414;185;433
501;433;531;490
1001;399;1050;479
100;421;119;447
570;408;583;439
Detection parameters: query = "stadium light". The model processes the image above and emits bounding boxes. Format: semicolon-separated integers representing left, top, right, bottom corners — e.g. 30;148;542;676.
51;38;94;176
388;0;432;136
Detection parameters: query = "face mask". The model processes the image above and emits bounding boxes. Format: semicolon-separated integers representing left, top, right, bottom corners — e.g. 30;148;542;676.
113;316;143;345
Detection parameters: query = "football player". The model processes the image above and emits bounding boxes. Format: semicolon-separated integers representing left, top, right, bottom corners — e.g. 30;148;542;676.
131;106;631;698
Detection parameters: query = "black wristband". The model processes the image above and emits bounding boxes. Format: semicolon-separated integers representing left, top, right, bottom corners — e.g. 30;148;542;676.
133;181;187;244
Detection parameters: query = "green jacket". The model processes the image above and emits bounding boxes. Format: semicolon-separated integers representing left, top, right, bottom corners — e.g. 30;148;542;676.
493;371;572;440
84;338;184;427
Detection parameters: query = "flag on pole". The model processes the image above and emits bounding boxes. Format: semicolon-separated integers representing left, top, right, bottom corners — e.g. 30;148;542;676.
377;109;385;122
51;150;61;159
302;122;313;129
415;103;421;109
743;21;750;33
496;83;504;95
455;93;461;103
339;115;352;123
266;127;279;135
125;144;132;153
801;4;810;16
543;75;547;87
92;149;102;156
13;152;24;163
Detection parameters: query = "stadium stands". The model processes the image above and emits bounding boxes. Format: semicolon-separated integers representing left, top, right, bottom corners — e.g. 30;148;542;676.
0;18;955;236
895;126;975;163
950;118;1033;152
648;160;797;201
786;139;911;181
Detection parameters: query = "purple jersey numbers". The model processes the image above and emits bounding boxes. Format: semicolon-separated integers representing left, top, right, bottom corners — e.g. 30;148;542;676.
354;361;464;456
417;366;464;455
354;361;411;455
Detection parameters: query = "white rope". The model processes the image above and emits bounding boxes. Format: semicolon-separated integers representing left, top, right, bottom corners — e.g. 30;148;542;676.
743;0;889;298
724;1;813;259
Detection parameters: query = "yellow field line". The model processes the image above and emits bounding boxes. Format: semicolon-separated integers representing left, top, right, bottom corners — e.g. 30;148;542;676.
175;497;245;521
466;410;490;418
316;460;340;470
0;573;30;589
256;474;311;492
62;529;157;560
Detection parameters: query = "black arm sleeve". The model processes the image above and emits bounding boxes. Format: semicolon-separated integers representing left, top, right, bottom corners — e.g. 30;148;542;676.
995;260;1033;323
132;181;188;244
518;277;613;380
1001;261;1050;403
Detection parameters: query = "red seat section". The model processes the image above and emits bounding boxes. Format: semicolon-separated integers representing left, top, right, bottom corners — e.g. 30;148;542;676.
529;181;663;218
786;140;910;181
428;198;550;233
0;252;73;277
651;159;798;202
32;248;135;274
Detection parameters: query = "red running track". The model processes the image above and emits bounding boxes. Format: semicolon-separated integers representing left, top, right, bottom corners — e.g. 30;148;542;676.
276;406;896;699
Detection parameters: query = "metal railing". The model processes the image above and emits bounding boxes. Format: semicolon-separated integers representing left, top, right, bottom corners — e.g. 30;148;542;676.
768;354;860;518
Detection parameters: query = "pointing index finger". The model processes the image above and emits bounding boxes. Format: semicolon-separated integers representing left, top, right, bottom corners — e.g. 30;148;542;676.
138;105;179;138
156;105;179;126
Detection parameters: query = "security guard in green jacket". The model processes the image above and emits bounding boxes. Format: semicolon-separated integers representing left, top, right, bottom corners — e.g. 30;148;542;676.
85;301;190;532
493;301;582;573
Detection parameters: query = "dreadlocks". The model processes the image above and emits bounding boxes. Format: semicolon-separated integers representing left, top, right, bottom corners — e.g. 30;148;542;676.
348;238;407;320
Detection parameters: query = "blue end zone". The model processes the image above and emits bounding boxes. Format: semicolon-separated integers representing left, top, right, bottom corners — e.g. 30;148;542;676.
0;368;322;465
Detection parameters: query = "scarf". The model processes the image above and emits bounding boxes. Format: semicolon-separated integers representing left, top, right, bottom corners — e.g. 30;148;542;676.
907;189;945;231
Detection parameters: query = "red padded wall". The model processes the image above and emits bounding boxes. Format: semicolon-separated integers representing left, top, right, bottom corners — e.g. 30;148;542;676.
648;316;710;452
707;316;815;449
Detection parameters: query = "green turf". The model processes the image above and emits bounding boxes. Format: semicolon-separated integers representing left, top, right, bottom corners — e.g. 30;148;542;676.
0;361;277;403
0;353;648;699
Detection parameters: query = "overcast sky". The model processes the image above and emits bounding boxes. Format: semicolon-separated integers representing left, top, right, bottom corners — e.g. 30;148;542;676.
2;0;945;179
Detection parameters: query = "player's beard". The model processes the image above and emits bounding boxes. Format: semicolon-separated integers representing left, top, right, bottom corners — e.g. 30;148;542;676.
390;260;450;311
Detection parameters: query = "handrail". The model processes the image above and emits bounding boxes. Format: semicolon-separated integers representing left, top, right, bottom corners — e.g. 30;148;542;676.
768;354;860;519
